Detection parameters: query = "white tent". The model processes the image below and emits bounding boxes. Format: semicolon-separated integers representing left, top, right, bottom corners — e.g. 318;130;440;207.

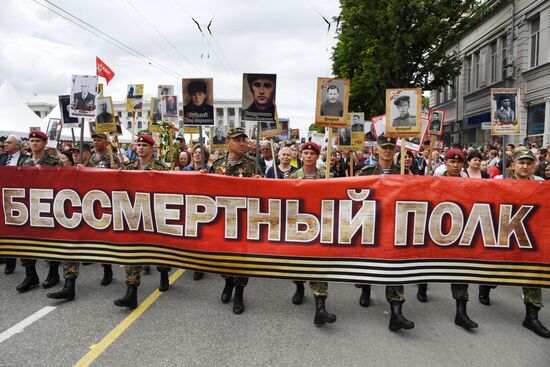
42;101;133;144
0;81;45;137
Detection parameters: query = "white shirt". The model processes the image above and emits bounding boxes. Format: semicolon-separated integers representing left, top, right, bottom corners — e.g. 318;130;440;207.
264;158;274;171
6;151;21;166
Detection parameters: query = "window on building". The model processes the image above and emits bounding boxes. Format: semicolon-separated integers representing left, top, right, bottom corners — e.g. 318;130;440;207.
127;121;132;129
228;108;235;116
117;111;122;117
474;52;480;88
530;16;540;68
501;36;508;79
216;108;224;118
137;121;142;129
438;88;444;104
137;111;142;117
527;103;545;136
465;57;472;93
446;85;452;101
127;112;132;118
479;50;487;86
490;41;498;82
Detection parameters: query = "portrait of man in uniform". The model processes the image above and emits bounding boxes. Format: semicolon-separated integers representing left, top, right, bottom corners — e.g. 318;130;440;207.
392;96;416;127
314;78;350;128
491;88;520;135
70;75;98;117
183;78;214;125
386;88;422;137
428;110;445;135
96;100;113;124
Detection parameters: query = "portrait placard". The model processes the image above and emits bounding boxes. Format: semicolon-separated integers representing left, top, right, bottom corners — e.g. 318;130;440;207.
126;84;144;112
162;95;179;127
349;112;365;149
149;97;163;133
371;114;386;140
183;78;214;126
110;116;123;137
210;126;227;150
46;118;62;148
434;140;444;150
308;131;325;147
158;85;174;98
183;126;200;134
491;88;520;136
337;127;352;148
427;109;445;135
315;77;350;128
59;95;80;128
277;118;290;140
95;96;117;133
290;129;300;140
396;118;430;153
385;88;422;137
70;75;98;118
242;73;277;123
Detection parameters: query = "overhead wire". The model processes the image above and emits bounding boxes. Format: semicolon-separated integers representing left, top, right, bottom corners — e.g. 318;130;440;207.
32;0;182;79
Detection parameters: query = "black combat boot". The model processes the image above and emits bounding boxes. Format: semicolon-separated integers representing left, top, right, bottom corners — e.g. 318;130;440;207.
314;296;337;325
47;278;76;301
389;301;415;331
359;284;371;307
159;270;170;292
16;265;40;293
523;304;550;338
292;282;305;305
455;299;478;329
478;285;491;305
4;258;16;275
114;286;138;309
221;277;235;303
143;265;151;274
417;284;428;303
233;285;245;314
101;265;113;286
193;272;204;280
42;262;60;289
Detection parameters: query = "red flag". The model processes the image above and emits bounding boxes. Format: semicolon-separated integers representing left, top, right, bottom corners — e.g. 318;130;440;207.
96;57;115;85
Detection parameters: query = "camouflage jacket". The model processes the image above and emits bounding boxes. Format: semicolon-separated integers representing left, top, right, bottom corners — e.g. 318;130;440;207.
210;153;256;177
124;158;168;171
21;152;60;167
288;167;326;179
357;163;400;176
90;151;121;169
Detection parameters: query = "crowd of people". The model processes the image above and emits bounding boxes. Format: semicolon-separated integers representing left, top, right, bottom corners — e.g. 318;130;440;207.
0;129;549;337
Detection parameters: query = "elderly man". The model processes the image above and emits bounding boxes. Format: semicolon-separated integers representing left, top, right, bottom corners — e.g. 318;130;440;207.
287;142;337;326
96;101;113;124
16;131;61;293
0;135;27;274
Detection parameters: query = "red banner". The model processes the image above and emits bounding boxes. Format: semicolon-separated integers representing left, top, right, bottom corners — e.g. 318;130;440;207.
96;56;115;85
1;167;549;287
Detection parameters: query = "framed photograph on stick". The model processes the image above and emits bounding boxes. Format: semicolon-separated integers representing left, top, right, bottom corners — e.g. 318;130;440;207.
427;109;445;135
46;118;62;148
315;77;350;128
385;88;422;137
95;96;117;133
491;88;520;136
183;78;214;126
70;75;98;118
59;95;80;128
126;84;144;112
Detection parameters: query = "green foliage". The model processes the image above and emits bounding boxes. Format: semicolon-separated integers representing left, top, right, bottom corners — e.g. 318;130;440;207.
308;123;326;133
158;123;179;163
332;0;489;117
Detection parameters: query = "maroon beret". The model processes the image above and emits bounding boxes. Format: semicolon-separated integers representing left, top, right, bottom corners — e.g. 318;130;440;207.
301;141;320;155
29;130;48;141
137;134;155;145
445;148;465;161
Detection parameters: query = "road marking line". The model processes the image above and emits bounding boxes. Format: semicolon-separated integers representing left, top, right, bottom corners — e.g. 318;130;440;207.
0;306;57;344
74;269;185;367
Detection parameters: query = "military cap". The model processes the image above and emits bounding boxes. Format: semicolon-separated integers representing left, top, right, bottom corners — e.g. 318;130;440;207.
228;127;248;139
301;141;320;155
188;80;207;94
246;73;276;85
393;95;410;106
29;130;48;141
71;142;92;152
513;150;535;161
137;134;155;145
91;132;108;139
377;135;396;147
445;148;465;161
176;135;185;141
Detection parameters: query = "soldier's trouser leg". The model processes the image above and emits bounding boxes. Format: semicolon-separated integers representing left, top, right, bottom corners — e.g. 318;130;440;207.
523;287;543;308
63;262;79;280
125;265;142;287
310;281;328;297
221;275;248;287
21;258;37;267
451;284;469;300
157;266;171;292
386;285;405;303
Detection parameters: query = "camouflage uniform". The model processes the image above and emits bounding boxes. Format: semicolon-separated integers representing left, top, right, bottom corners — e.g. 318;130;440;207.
357;163;406;302
288;167;328;297
123;158;170;286
21;153;61;268
210;152;256;286
63;151;121;279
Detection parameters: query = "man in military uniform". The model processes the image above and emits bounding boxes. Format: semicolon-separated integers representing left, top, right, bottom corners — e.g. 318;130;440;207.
16;131;61;293
209;128;258;314
441;149;478;329
47;133;121;302
114;134;172;309
392;95;416;127
479;150;549;337
356;135;415;331
70;142;92;166
0;135;27;275
287;142;337;326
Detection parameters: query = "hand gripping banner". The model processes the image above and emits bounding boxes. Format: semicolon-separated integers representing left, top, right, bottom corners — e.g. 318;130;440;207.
1;166;549;288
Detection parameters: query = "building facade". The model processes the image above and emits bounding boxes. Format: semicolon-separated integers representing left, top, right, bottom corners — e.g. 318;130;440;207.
430;0;550;148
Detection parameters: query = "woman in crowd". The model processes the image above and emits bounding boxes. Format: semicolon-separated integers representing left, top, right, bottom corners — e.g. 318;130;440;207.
289;144;302;169
265;146;297;179
175;150;191;171
466;151;490;178
59;151;75;167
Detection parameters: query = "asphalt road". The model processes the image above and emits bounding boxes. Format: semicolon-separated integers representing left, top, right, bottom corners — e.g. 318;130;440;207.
0;261;549;367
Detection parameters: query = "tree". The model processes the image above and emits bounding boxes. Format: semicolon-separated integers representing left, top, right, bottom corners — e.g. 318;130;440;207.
332;0;489;117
